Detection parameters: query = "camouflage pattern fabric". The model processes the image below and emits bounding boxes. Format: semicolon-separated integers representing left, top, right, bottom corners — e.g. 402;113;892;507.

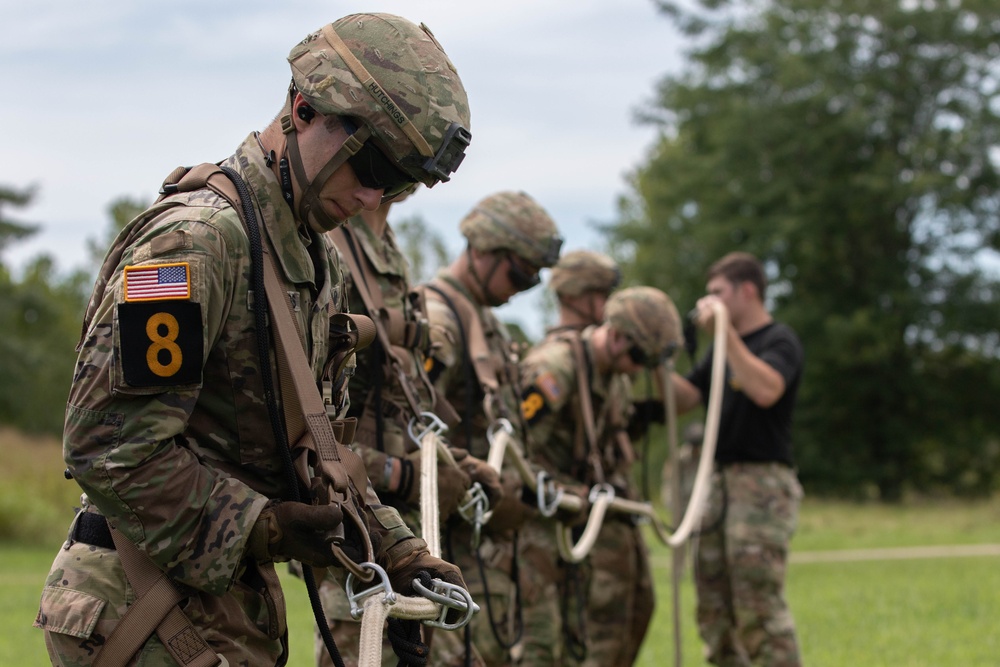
518;327;654;666
548;249;620;299
36;134;416;667
290;13;471;187
605;286;681;362
421;273;532;667
458;191;562;268
695;463;803;667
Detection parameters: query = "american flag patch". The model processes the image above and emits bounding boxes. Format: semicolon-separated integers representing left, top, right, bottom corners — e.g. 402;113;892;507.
124;262;191;301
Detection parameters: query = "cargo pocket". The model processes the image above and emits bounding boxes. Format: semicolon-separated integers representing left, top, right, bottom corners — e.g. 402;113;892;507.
35;586;107;640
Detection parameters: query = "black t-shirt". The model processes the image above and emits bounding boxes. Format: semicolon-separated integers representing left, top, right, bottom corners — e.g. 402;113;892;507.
686;322;803;467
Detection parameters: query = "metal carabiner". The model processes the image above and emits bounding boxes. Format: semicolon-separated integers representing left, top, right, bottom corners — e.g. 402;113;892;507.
412;576;481;630
486;417;513;446
345;562;396;620
536;470;564;518
407;411;448;446
589;482;616;504
457;482;489;548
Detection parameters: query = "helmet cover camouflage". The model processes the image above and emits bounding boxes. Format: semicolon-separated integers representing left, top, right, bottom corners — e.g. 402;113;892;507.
459;191;563;268
549;250;621;298
288;13;471;187
605;286;682;362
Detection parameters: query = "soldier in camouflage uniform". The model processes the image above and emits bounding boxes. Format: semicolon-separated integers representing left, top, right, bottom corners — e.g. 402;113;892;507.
317;196;503;667
547;249;621;331
672;252;805;667
519;286;682;667
36;14;476;667
417;191;563;666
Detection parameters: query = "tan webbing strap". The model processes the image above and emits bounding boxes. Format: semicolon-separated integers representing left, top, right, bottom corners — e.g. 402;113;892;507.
94;527;218;667
259;243;372;500
425;278;500;394
562;331;605;485
332;225;425;418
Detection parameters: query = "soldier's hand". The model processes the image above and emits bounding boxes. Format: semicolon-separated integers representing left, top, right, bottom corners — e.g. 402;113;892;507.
248;500;343;567
386;539;468;623
485;468;536;535
402;452;472;519
450;448;504;506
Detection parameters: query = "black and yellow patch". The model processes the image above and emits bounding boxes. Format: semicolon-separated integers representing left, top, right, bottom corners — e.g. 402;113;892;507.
520;386;551;425
118;301;203;387
424;356;444;384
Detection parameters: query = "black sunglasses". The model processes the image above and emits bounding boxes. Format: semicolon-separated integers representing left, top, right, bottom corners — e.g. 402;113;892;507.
506;253;541;291
627;342;652;367
342;118;417;201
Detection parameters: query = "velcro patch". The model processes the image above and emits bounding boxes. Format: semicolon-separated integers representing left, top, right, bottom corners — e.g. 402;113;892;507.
124;262;191;302
520;388;551;425
118;301;203;387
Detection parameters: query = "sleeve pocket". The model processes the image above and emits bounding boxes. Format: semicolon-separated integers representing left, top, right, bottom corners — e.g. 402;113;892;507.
34;586;107;639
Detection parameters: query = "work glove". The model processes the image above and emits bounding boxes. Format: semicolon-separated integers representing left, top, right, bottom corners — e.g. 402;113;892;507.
629;399;666;441
401;451;472;520
384;537;468;623
247;499;343;567
451;448;505;507
484;468;536;535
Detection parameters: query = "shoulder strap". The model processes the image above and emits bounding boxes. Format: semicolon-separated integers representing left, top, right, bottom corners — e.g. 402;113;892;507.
554;329;605;484
332;225;425;419
424;278;499;394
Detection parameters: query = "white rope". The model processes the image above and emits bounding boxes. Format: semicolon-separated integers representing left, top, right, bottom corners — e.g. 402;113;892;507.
357;592;445;667
419;428;443;558
665;300;727;548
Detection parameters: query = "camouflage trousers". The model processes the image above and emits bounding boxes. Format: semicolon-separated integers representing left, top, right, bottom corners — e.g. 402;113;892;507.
427;522;519;667
694;463;803;667
37;515;287;667
567;519;654;667
515;518;568;665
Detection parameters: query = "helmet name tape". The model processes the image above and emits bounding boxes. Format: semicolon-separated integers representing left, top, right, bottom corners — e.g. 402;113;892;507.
321;25;435;159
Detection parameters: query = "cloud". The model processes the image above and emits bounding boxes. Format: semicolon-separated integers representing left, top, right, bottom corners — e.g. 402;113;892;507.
0;0;681;337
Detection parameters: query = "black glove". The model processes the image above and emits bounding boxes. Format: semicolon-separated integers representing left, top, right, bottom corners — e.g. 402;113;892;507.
451;448;505;507
629;399;666;440
248;500;343;567
387;616;428;666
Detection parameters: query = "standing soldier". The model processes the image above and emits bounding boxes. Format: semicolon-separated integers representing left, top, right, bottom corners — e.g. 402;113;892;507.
672;252;805;667
418;191;563;666
37;14;475;667
317;196;503;667
519;287;682;666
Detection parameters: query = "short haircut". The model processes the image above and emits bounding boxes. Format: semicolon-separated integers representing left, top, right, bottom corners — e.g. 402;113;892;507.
707;252;767;300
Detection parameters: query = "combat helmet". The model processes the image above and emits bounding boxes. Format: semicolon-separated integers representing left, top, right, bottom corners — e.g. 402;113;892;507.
549;250;621;298
284;14;472;231
605;286;682;367
459;191;563;269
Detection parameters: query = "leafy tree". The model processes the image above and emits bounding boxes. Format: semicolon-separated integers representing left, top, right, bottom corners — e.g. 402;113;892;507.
394;213;450;284
0;185;39;253
0;186;90;434
612;0;1000;498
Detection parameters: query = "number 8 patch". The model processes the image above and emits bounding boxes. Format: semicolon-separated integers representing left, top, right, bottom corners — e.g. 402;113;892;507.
118;300;203;387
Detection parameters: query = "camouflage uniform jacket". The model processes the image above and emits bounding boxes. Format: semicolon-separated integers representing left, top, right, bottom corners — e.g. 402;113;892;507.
519;326;637;496
60;133;414;596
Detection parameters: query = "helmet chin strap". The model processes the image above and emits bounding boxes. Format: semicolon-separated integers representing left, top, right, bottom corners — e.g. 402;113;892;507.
563;293;602;326
280;114;370;233
467;247;506;307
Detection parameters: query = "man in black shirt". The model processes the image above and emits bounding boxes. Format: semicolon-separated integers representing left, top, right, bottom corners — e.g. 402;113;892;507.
673;252;804;667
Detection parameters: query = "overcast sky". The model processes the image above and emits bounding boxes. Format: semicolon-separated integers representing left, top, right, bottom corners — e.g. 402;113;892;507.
0;0;682;336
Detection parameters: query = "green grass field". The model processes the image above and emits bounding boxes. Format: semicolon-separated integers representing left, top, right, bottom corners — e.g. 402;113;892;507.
4;430;1000;666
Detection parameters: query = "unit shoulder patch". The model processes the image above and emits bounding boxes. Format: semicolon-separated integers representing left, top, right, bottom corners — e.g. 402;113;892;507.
118;300;203;387
535;371;563;403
